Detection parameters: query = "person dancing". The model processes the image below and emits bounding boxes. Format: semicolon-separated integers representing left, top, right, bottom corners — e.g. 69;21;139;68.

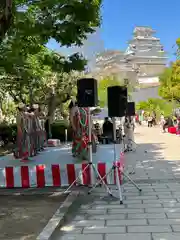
14;103;29;160
69;100;89;161
38;106;46;150
33;104;42;152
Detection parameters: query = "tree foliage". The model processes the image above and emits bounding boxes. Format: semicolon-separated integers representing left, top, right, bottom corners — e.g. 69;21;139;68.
0;0;102;120
9;0;102;47
159;61;180;103
0;0;13;42
136;98;173;118
159;38;180;103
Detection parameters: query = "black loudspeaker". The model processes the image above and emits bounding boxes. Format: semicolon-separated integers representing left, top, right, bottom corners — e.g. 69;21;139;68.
77;78;98;107
127;102;135;116
107;86;127;117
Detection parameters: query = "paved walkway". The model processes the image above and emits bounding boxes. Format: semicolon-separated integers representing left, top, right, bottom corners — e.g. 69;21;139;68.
53;126;180;240
125;126;180;181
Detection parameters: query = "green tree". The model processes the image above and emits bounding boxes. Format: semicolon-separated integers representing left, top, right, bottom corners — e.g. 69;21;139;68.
176;38;180;59
1;99;16;123
159;61;180;103
0;0;102;135
136;98;173;118
5;0;102;52
14;0;102;46
0;45;86;104
0;0;102;104
0;0;102;99
0;0;13;42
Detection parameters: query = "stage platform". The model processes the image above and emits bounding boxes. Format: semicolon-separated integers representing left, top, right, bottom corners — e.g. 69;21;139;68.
0;144;123;188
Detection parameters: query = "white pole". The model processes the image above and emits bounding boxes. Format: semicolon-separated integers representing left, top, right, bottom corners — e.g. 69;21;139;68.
88;107;94;184
65;129;68;144
112;117;117;159
112;117;123;204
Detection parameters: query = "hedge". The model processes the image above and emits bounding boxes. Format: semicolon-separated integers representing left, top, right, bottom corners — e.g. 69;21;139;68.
51;121;72;141
0;120;72;145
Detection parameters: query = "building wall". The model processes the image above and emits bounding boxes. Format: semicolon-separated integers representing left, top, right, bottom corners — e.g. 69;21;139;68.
138;64;166;76
132;86;160;102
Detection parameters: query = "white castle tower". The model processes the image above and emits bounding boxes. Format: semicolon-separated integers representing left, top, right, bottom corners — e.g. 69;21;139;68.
93;27;167;87
125;26;167;85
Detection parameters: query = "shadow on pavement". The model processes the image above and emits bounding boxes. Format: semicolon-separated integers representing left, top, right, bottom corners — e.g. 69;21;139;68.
125;142;180;183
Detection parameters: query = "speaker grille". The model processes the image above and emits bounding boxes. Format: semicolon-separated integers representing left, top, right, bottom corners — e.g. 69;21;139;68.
127;102;135;116
107;86;127;117
77;78;98;107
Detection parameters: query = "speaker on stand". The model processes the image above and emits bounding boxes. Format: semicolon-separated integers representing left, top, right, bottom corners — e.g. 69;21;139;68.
77;78;98;107
107;86;127;118
126;102;135;117
64;78;113;197
97;86;142;204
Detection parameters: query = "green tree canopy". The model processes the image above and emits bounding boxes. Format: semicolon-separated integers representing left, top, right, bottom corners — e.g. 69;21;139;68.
159;61;180;103
3;0;102;47
136;98;173;118
0;0;102;131
0;0;102;106
0;0;13;42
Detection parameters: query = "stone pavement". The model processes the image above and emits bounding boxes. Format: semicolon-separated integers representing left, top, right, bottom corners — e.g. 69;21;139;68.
53;126;180;240
124;126;180;182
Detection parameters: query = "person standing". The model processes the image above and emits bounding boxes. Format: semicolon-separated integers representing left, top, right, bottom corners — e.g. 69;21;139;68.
27;107;35;157
33;104;41;152
38;107;46;150
160;114;165;132
23;106;31;160
123;116;135;152
14;103;29;160
102;117;113;144
148;115;153;127
69;100;89;161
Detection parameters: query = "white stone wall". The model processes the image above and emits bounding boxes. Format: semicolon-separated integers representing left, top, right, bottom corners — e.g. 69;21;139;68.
132;86;160;102
138;76;159;84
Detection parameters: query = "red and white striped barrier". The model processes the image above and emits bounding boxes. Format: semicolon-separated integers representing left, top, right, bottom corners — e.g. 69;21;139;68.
0;163;123;188
0;152;125;188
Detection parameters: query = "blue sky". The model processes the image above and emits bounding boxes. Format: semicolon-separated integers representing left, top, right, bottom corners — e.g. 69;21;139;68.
47;0;180;62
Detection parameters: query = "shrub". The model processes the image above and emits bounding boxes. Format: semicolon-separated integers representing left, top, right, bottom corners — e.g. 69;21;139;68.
51;120;72;141
0;120;72;145
0;123;17;145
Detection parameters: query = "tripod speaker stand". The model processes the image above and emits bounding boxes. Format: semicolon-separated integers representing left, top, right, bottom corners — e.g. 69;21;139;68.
63;107;114;197
88;117;142;204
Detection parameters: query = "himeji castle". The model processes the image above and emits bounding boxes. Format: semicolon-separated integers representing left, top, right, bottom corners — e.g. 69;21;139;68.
93;26;168;101
125;26;167;85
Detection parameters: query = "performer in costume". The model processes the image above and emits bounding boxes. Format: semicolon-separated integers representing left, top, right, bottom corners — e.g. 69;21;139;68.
38;106;46;150
14;103;29;160
69;100;89;161
33;104;41;152
23;106;31;160
31;105;38;155
14;103;24;159
28;107;35;157
123;116;135;152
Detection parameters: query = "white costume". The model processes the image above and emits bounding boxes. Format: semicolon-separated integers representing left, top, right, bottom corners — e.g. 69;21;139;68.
123;117;135;151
